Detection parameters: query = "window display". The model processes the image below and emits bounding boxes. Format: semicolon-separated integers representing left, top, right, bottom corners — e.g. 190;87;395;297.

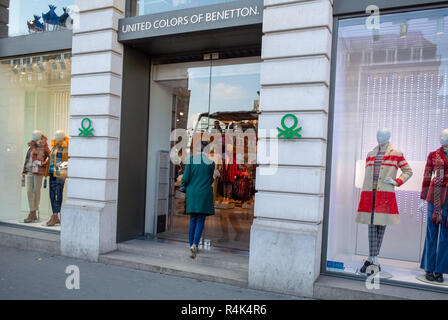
420;129;448;283
0;51;71;230
326;8;448;287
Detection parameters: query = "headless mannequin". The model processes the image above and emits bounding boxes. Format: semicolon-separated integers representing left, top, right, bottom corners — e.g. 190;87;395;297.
419;129;448;283
419;129;448;213
368;129;397;266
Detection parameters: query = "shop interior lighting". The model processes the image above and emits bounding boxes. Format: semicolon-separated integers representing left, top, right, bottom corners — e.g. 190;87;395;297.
10;60;18;74
20;59;26;74
59;54;66;70
37;56;45;72
27;58;33;72
400;22;408;38
437;17;445;35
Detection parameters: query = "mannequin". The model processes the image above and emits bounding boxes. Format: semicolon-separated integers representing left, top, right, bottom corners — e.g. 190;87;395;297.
22;130;50;223
45;130;69;226
356;129;413;274
419;129;448;283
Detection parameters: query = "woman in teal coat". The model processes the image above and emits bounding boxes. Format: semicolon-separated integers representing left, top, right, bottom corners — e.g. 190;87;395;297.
181;142;215;258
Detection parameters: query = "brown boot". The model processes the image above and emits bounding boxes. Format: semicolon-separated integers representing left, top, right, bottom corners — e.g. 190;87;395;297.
24;211;37;223
46;214;60;226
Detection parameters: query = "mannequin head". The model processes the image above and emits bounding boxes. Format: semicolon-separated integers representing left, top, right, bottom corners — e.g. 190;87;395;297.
54;130;66;142
441;129;448;146
377;128;391;145
32;130;43;142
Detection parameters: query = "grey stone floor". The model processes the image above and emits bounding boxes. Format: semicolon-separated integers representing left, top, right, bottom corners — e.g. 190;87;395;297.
0;245;302;300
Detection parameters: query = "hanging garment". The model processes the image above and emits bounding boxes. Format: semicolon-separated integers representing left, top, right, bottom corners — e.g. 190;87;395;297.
221;152;237;183
356;144;413;225
421;147;448;226
237;173;252;202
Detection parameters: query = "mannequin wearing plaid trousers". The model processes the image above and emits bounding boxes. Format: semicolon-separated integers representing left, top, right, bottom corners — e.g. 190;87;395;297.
357;129;413;273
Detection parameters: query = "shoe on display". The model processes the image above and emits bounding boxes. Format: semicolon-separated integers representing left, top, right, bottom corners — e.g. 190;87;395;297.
434;273;444;283
425;271;436;282
359;260;373;274
371;264;381;274
46;214;60;226
24;211;37;223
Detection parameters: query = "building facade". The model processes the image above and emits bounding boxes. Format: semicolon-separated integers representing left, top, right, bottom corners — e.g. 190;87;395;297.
1;0;448;298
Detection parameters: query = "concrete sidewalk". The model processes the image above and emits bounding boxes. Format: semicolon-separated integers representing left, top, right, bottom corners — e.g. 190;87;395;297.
0;245;302;300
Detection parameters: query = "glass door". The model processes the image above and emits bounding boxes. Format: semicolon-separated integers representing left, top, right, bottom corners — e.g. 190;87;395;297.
147;56;261;251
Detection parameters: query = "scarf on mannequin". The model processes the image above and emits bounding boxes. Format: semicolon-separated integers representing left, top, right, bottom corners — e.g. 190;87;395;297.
432;149;447;226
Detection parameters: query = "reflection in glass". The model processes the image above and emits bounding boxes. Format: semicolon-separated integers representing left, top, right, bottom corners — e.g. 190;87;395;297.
0;52;71;230
149;57;260;251
4;0;74;38
132;0;239;16
327;8;448;287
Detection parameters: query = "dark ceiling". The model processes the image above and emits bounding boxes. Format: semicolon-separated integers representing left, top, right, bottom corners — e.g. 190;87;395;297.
120;24;262;64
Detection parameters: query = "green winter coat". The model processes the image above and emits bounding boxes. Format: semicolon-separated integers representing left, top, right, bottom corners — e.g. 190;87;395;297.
181;153;215;215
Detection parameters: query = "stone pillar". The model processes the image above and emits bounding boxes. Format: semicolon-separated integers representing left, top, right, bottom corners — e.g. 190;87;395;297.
61;0;124;261
248;0;333;297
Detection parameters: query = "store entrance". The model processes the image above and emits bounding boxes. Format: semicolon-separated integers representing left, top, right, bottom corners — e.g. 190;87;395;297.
145;56;261;251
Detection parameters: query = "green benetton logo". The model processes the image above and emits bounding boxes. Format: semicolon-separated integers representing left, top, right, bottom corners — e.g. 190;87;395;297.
277;114;302;139
78;118;94;137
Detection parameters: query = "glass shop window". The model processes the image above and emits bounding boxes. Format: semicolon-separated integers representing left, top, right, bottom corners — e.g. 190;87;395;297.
1;0;75;38
326;7;448;288
0;51;71;230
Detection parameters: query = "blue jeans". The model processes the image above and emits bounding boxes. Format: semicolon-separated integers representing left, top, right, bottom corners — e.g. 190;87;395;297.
189;214;206;247
420;202;448;274
49;176;65;214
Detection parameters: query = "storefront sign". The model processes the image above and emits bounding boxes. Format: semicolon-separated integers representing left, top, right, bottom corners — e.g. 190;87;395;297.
118;0;263;42
277;114;302;140
78;118;94;137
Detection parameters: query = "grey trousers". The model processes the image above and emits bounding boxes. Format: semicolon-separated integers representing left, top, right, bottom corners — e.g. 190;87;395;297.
368;190;386;257
26;174;44;212
368;224;386;257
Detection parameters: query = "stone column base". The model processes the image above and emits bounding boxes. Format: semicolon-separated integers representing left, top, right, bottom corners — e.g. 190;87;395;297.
248;218;322;298
61;202;117;261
